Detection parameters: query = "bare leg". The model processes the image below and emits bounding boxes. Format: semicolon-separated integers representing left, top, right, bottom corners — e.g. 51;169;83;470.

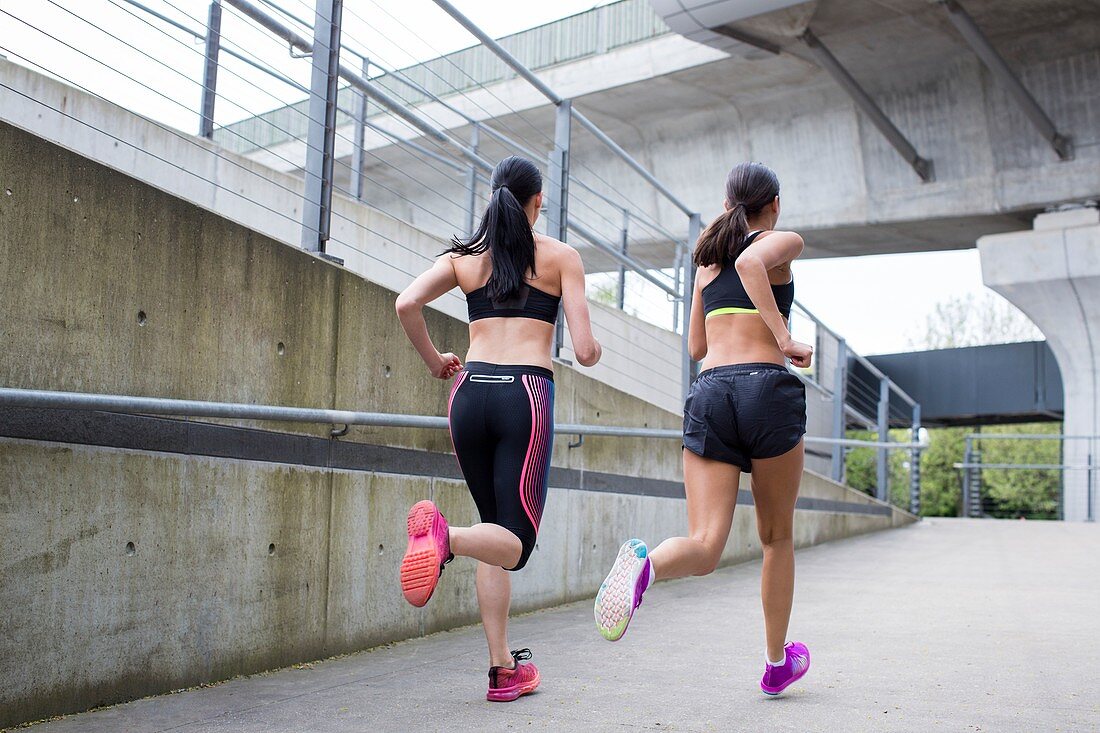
750;440;804;662
476;562;516;668
648;450;741;580
450;524;522;569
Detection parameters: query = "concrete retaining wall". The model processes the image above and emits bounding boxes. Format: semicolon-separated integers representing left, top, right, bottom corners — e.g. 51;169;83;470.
0;120;911;727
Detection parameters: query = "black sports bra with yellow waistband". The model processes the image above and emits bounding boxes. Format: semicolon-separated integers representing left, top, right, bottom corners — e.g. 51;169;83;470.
466;283;561;324
701;230;794;320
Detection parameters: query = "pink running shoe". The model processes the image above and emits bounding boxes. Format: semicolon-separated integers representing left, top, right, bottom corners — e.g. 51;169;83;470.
593;539;651;642
399;500;452;607
760;642;811;695
487;649;540;702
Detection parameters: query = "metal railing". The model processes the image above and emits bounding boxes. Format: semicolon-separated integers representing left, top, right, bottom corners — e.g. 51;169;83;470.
957;433;1095;521
0;386;927;452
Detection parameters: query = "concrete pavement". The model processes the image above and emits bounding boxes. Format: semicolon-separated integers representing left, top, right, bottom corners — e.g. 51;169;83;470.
17;519;1100;733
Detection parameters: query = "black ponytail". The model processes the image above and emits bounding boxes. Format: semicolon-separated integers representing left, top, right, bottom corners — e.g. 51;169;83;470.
693;162;779;267
448;155;542;302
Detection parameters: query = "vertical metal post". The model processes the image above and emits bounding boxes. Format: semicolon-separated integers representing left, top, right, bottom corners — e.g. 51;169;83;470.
1088;447;1095;522
970;448;983;518
831;339;848;483
909;403;921;515
1058;435;1065;521
546;100;572;359
672;241;684;333
464;125;481;237
545;101;572;241
199;0;222;139
681;213;701;402
300;0;343;253
616;209;629;309
349;56;369;201
877;378;890;503
962;436;972;515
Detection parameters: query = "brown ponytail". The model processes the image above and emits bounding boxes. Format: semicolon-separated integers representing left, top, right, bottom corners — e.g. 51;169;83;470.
693;163;779;267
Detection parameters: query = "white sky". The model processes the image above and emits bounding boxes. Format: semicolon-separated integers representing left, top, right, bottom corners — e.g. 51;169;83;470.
0;0;1022;356
795;248;990;355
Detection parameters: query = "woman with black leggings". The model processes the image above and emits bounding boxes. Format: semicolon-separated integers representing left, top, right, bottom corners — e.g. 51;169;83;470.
395;155;601;702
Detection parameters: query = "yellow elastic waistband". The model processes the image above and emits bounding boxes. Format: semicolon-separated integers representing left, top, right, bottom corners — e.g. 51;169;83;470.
705;306;759;319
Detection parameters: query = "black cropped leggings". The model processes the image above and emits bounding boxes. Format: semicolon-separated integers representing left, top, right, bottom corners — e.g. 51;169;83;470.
447;361;555;571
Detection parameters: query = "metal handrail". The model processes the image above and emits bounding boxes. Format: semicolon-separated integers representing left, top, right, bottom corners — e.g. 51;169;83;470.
955;462;1093;470
0;388;926;450
849;350;918;407
429;0;696;218
966;434;1100;441
119;0;310;95
223;0;494;173
569;220;680;297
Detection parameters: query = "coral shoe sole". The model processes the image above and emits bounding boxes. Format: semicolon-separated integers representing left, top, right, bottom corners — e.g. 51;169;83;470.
399;500;449;607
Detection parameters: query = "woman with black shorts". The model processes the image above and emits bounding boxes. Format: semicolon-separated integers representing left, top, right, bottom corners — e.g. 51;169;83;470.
593;162;814;696
395;156;601;702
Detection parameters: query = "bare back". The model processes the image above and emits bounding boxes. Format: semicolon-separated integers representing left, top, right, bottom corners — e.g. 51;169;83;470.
691;229;801;371
454;233;569;370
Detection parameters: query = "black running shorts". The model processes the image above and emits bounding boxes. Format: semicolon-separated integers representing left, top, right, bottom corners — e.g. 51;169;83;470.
682;362;806;472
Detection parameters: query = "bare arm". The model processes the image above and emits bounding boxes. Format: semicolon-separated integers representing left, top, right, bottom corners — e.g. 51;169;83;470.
395;256;463;379
734;231;812;368
560;247;601;367
688;268;708;362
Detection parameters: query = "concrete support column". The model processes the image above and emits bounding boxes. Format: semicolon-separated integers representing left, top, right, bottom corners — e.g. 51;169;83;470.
978;206;1100;521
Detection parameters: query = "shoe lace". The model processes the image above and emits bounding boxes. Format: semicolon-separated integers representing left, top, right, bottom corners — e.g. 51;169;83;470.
511;648;532;663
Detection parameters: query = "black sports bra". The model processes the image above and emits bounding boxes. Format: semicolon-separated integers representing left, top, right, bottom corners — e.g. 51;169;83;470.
701;231;794;320
466;283;561;324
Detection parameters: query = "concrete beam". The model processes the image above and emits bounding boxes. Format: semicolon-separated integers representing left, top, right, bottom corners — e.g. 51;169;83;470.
939;0;1074;161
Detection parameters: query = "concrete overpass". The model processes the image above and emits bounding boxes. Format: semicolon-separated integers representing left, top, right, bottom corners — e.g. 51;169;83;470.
220;0;1100;265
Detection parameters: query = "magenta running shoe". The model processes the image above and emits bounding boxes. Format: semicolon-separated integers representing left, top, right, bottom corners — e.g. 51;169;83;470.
593;539;651;641
487;649;540;702
760;642;811;695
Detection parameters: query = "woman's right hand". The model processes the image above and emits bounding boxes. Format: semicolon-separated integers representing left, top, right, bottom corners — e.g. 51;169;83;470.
781;338;813;369
431;352;463;379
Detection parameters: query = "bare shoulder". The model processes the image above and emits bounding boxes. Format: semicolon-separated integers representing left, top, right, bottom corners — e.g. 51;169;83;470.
534;234;575;255
756;230;804;248
534;234;582;266
696;262;722;287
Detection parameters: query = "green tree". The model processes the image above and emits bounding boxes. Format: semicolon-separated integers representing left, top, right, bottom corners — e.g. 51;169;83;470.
974;423;1061;519
915;427;967;517
845;428;915;509
846;427;969;517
